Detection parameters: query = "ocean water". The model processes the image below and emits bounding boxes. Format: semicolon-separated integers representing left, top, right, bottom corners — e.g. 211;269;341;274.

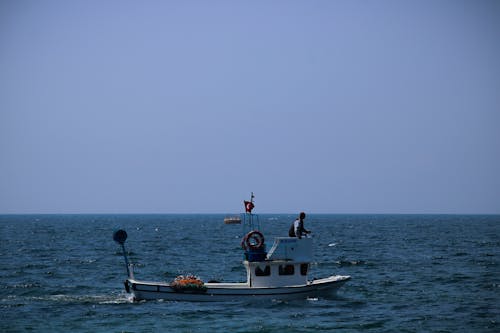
0;214;498;332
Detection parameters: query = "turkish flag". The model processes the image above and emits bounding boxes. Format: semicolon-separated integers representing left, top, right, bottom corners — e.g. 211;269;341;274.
244;200;254;213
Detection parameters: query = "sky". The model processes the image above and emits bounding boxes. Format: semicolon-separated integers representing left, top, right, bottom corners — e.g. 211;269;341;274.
1;0;499;214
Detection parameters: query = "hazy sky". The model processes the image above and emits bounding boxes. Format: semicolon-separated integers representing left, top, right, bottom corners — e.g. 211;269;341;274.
1;0;499;214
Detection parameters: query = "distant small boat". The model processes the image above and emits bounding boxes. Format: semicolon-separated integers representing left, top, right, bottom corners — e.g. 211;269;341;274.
224;216;242;224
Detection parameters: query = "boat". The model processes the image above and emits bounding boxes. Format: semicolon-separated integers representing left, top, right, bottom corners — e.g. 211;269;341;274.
224;215;242;224
112;194;350;302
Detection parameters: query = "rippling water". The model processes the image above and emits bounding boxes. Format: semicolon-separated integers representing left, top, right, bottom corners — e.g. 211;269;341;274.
1;214;498;332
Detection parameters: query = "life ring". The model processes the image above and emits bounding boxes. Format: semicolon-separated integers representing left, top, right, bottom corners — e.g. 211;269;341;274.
243;230;265;251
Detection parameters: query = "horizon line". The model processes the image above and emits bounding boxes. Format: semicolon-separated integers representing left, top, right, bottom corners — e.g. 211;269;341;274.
1;212;499;216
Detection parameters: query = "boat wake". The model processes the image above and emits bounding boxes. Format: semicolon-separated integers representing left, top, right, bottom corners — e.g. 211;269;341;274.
17;293;134;305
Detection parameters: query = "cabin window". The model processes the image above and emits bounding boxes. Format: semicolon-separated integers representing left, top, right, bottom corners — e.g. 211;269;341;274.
300;264;308;276
279;264;295;275
255;265;271;276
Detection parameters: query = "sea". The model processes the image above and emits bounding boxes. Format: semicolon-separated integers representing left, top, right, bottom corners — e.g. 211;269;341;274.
0;214;498;332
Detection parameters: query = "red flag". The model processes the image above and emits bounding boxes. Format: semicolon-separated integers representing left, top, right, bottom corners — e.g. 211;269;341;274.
244;200;254;213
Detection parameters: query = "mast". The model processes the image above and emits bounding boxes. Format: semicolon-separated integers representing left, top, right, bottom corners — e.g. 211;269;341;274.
243;192;260;231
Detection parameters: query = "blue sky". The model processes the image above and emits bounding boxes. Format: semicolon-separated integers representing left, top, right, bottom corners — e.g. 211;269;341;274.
1;0;499;214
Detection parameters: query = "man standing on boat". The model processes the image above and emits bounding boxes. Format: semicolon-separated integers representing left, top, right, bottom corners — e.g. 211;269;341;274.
289;212;311;239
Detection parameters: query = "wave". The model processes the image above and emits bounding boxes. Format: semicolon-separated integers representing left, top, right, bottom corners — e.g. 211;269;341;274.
335;260;366;267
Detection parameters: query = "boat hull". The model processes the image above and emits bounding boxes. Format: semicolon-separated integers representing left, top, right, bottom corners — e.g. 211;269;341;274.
125;275;350;302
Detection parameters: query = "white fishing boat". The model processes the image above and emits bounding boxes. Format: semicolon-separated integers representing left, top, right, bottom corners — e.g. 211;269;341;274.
223;215;242;224
112;195;350;302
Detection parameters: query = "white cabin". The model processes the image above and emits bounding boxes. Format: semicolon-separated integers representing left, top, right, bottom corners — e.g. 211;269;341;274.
244;237;313;288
